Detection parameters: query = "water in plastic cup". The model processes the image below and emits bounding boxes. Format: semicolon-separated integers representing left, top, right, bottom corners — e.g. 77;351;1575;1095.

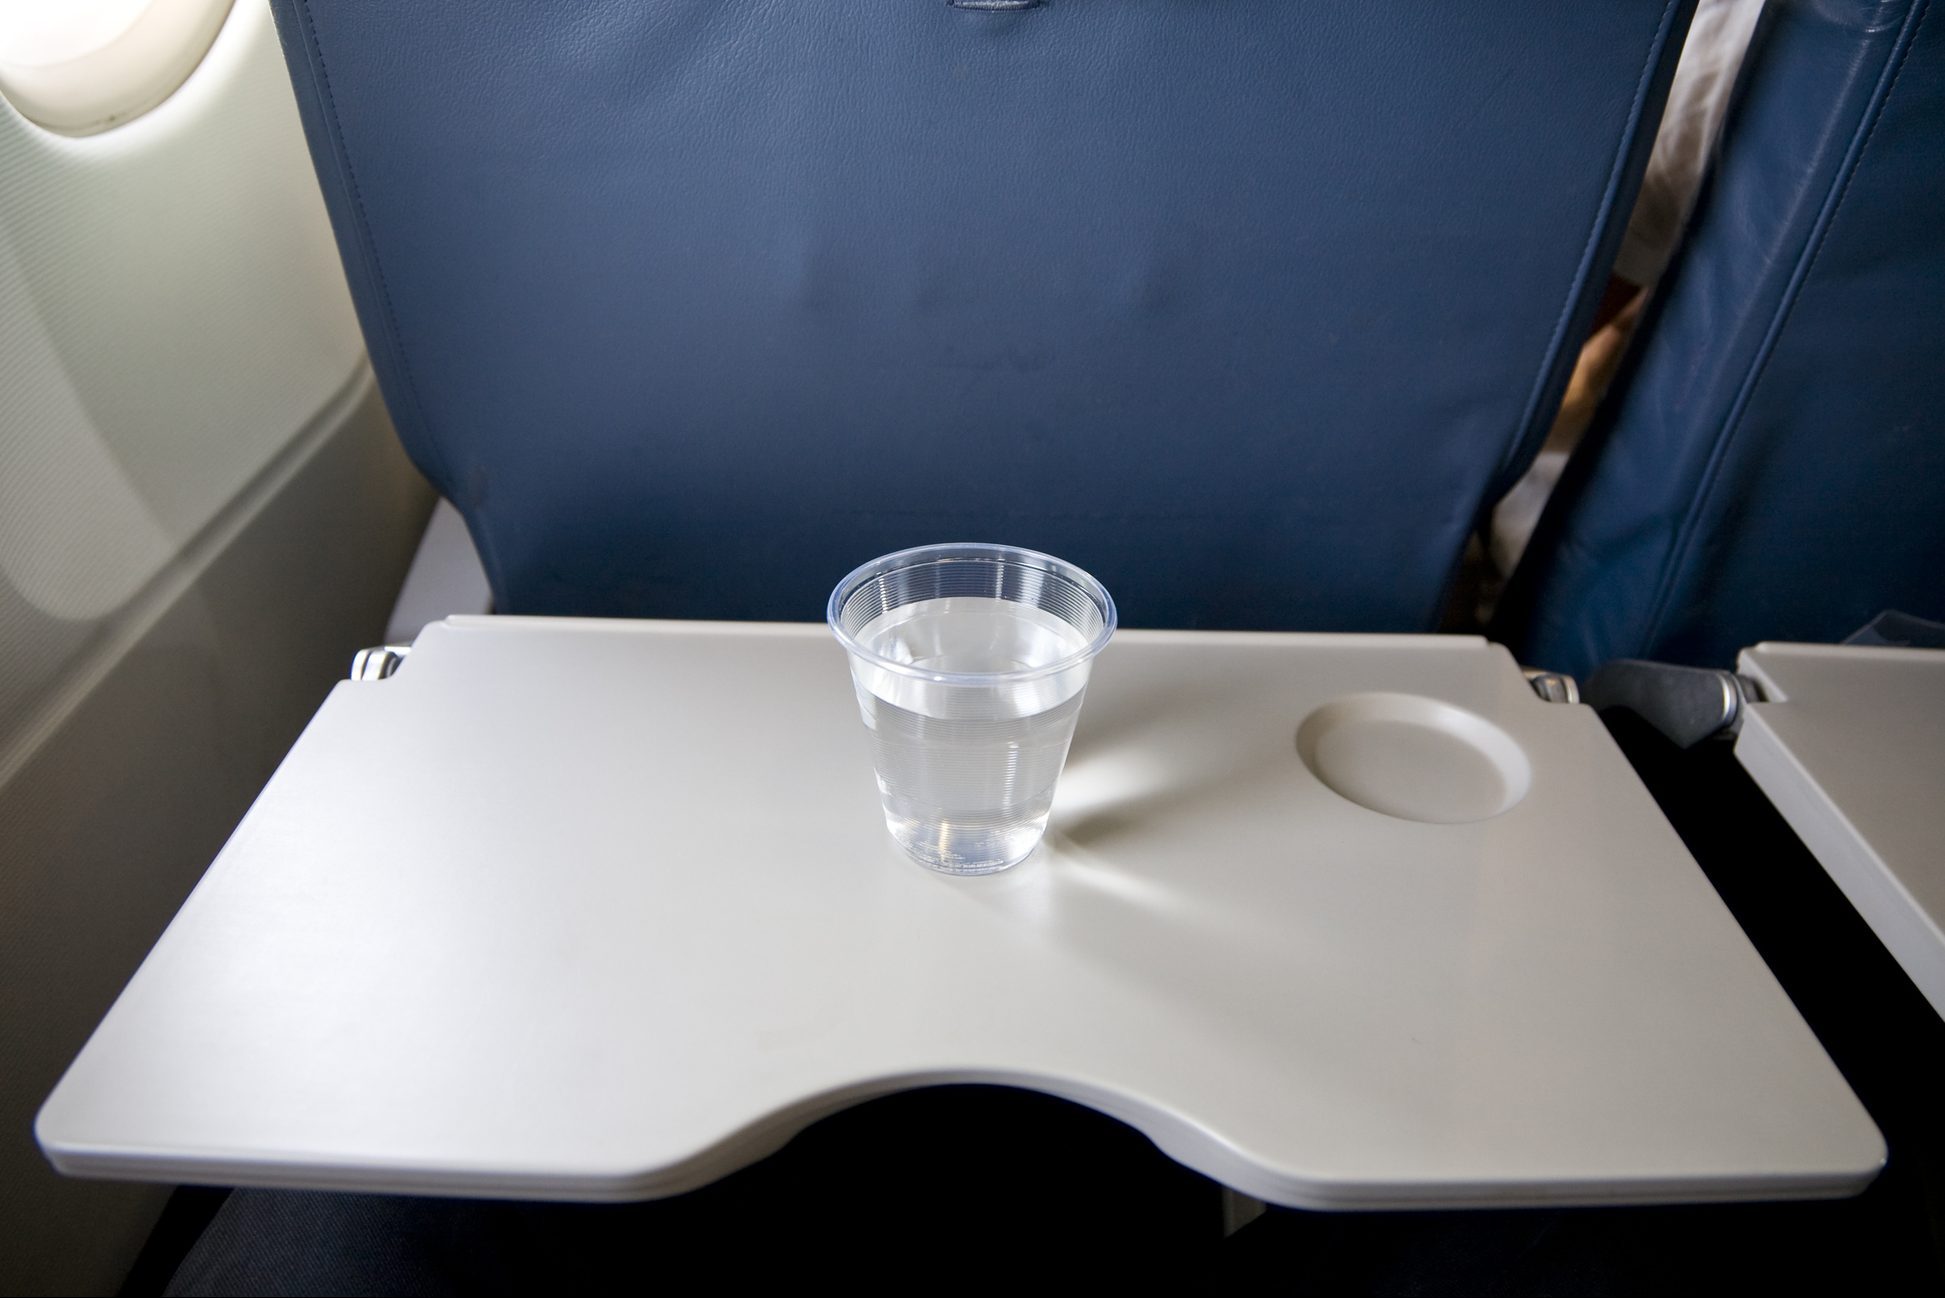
828;544;1117;874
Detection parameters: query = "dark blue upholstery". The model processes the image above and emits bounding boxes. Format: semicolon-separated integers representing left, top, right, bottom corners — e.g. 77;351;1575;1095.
1498;0;1945;676
270;0;1692;628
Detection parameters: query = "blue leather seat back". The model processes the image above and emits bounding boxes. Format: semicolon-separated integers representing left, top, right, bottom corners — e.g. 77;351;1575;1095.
1499;0;1945;675
270;0;1691;627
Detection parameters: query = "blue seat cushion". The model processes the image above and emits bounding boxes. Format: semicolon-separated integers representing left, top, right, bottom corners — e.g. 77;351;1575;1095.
272;0;1690;627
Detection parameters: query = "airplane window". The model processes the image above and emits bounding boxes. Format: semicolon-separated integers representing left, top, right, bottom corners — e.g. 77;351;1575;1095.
0;0;234;135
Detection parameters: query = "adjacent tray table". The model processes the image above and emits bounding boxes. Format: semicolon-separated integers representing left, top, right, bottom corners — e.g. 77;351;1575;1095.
38;619;1884;1209
1736;644;1945;1021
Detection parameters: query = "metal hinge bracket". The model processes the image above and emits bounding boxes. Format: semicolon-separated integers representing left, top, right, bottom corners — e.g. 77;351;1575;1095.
350;644;412;681
1522;668;1581;705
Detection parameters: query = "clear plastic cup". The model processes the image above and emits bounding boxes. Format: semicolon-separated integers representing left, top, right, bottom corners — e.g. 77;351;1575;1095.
828;543;1117;874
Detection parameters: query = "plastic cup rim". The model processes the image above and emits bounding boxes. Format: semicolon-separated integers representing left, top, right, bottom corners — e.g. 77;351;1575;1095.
826;542;1118;687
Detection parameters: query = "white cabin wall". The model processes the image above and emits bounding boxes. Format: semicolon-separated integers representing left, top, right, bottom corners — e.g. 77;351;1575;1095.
0;3;433;1291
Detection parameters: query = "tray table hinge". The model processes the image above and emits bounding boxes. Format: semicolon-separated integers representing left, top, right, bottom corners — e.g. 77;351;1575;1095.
349;644;413;681
1522;668;1581;705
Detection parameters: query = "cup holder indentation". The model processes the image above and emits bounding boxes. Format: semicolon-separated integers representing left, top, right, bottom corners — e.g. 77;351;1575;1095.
1296;693;1532;824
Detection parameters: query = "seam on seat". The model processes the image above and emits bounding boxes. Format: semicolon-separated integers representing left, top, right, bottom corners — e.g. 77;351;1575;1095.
292;0;509;604
1441;0;1685;632
1486;0;1685;500
1636;0;1930;654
